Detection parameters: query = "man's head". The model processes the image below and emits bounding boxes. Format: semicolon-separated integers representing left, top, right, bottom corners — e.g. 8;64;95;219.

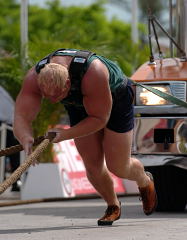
37;63;70;103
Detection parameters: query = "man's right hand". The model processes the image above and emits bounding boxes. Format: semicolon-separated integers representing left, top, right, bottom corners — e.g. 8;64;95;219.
21;136;34;156
21;136;39;166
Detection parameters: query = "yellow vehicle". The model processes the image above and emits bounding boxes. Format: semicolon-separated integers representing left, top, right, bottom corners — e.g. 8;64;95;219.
131;0;187;211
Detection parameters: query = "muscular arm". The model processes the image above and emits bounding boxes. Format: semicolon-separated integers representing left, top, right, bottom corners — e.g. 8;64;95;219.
52;59;113;142
13;68;42;149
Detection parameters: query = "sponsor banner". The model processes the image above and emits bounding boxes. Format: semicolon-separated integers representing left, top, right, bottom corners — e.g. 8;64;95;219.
53;125;125;197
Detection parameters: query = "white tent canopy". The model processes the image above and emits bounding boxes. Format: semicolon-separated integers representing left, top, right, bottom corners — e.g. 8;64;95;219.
0;86;15;183
0;86;15;125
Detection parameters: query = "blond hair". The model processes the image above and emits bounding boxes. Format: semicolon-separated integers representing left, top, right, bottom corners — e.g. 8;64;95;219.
38;63;69;89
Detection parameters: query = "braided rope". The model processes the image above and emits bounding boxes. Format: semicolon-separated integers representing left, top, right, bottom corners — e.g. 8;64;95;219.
0;136;45;157
0;133;56;194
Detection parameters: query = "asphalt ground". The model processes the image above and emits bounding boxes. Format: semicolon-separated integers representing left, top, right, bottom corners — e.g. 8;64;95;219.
0;195;187;240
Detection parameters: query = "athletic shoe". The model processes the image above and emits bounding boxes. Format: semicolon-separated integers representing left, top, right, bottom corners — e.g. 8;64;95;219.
97;202;121;226
139;171;157;215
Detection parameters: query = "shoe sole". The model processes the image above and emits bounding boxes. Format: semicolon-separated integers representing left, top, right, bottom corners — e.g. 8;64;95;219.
144;171;158;215
145;192;158;215
97;220;113;226
97;215;121;226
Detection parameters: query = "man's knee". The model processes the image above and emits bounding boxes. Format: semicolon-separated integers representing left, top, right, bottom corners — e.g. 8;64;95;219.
83;158;104;177
107;161;131;179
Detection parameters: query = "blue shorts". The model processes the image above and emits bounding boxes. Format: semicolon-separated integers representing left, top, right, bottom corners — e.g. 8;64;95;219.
65;79;134;133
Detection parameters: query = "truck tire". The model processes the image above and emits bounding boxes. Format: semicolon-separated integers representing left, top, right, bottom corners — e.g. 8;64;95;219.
145;165;187;212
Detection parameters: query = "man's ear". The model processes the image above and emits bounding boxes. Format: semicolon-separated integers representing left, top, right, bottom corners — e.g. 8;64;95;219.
65;79;71;89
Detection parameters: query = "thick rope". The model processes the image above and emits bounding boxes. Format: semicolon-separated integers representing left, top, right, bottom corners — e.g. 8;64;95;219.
0;133;56;194
0;136;45;157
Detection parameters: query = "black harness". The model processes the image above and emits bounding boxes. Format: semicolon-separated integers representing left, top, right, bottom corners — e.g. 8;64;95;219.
35;49;96;107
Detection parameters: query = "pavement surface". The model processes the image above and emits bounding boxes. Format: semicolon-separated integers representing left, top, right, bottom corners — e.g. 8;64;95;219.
0;194;187;240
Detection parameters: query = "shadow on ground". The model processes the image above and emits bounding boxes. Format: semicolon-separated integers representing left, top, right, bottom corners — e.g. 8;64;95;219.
0;196;186;220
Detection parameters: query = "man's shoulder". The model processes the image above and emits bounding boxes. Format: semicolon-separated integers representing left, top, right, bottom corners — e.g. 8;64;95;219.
22;67;41;95
87;58;109;75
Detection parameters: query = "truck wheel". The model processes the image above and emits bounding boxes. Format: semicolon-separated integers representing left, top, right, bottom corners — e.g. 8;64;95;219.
145;165;187;212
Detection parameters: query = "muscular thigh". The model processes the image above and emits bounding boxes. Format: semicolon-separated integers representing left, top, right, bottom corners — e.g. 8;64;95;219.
74;130;104;170
103;128;133;172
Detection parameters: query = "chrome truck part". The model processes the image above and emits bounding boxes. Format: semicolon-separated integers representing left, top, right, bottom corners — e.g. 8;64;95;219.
132;115;187;211
131;1;187;211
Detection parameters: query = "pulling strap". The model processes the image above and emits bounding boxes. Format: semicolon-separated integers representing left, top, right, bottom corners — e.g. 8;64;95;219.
131;79;187;108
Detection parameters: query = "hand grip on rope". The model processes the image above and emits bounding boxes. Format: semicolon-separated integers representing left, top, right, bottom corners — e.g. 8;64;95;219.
0;135;45;157
0;132;56;195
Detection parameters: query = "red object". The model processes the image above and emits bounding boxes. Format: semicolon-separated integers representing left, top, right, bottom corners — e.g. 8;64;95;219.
52;125;125;197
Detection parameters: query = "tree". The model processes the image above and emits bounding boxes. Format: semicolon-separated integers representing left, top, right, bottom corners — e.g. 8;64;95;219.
0;0;20;52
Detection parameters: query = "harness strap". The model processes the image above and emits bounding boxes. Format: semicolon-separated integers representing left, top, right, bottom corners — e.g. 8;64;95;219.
61;50;96;107
68;50;96;90
35;48;66;73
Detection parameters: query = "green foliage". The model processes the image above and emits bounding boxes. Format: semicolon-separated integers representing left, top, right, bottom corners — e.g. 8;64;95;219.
0;0;20;52
32;99;64;163
0;53;23;99
0;0;150;162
